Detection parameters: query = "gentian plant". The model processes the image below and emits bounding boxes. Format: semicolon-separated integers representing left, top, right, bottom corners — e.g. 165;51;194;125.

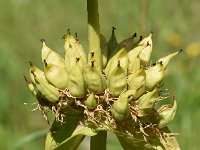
25;0;181;149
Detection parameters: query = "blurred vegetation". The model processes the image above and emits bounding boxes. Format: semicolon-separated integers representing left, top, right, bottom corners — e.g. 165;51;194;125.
0;0;200;149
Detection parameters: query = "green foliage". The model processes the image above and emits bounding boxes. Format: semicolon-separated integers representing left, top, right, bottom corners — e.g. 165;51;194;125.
0;0;200;149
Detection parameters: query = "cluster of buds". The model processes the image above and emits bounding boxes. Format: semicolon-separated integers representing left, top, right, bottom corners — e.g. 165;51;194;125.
25;28;181;146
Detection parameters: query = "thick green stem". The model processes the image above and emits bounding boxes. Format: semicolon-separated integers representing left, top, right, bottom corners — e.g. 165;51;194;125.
90;131;107;150
87;0;102;72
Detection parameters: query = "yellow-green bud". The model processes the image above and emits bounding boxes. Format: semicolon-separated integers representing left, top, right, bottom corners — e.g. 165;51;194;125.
107;61;127;97
44;60;68;90
137;88;158;117
111;98;130;121
84;93;97;109
41;39;65;67
157;97;177;129
139;33;153;66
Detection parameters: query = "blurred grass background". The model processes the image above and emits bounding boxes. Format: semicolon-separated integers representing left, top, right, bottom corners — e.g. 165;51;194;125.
0;0;200;149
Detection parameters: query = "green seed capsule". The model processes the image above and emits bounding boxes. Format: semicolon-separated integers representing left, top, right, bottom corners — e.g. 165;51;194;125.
127;68;146;99
157;49;182;69
105;47;128;78
67;59;86;99
32;72;59;103
111;98;130;121
64;33;86;70
24;76;51;106
63;29;76;50
41;39;65;67
84;93;97;109
138;33;153;66
100;34;108;68
110;33;137;57
107;61;127;97
145;61;164;91
119;90;137;102
107;27;118;55
128;44;147;74
44;60;68;89
29;62;45;84
83;61;106;94
157;97;177;129
137;88;158;117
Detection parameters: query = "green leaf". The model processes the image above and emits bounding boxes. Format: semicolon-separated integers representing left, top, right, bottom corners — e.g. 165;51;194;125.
54;125;97;150
45;113;83;150
116;132;155;150
115;127;180;150
90;131;107;150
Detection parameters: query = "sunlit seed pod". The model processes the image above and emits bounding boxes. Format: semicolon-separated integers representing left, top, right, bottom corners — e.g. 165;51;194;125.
63;29;76;50
145;61;164;91
64;33;86;70
139;33;153;66
73;33;87;66
31;72;59;103
24;76;52;106
41;39;65;67
44;60;68;89
111;98;130;121
119;90;137;102
157;97;177;129
128;44;147;74
157;49;182;70
64;46;77;71
100;34;108;68
67;59;86;99
128;68;146;99
83;61;106;94
104;47;128;78
29;62;45;84
107;27;118;54
84;93;97;109
137;88;158;117
107;60;127;97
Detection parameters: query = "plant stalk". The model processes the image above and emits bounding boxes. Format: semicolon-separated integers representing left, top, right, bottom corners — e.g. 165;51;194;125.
87;0;102;72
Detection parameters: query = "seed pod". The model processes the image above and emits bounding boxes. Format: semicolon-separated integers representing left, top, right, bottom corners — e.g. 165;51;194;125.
83;61;106;94
109;33;137;59
31;72;59;103
137;88;158;117
128;44;147;74
119;90;137;102
138;33;153;66
29;62;45;84
41;39;65;67
104;47;128;78
157;97;177;129
64;32;86;70
157;49;182;69
73;33;87;66
24;76;51;106
100;34;108;68
127;68;146;99
67;59;86;99
145;61;164;91
107;61;127;97
44;60;68;89
111;98;130;121
84;93;97;109
64;29;76;50
107;27;118;54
